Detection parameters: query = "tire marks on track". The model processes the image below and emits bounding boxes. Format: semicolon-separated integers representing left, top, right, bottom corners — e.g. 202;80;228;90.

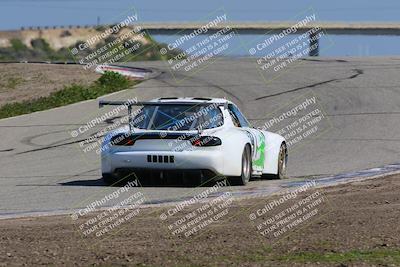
255;69;364;100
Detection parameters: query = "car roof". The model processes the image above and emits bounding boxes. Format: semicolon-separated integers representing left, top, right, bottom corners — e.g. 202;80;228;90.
148;97;233;105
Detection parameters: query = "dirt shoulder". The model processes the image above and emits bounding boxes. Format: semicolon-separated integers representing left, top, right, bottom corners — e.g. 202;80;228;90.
0;63;99;106
1;174;399;267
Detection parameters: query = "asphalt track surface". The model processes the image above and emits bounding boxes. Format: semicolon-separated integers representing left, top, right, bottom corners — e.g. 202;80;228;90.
0;57;399;217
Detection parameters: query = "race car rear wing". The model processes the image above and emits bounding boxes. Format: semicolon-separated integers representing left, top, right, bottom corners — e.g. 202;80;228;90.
98;100;227;132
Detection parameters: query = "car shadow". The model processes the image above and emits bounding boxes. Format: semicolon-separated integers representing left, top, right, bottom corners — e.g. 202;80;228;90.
251;174;279;181
59;177;218;188
60;178;107;187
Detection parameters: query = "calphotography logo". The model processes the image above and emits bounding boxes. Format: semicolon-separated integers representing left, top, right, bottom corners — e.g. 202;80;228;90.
248;180;332;242
253;92;332;151
67;8;156;71
68;97;141;156
159;9;238;82
77;15;139;53
70;97;138;138
249;14;317;56
160;180;233;238
71;178;146;241
246;8;334;84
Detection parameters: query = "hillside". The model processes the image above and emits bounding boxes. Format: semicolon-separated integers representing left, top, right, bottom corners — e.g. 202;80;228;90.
0;26;179;62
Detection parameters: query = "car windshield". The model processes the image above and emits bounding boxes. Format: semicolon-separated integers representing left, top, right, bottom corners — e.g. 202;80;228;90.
131;104;224;131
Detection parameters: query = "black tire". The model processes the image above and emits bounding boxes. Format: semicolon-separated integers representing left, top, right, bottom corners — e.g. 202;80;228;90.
228;145;252;186
276;143;287;179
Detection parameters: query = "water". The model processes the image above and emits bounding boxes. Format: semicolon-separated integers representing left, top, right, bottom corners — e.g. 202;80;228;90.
1;0;400;56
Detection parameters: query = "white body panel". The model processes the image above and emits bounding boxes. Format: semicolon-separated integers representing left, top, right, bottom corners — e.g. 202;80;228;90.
261;131;286;175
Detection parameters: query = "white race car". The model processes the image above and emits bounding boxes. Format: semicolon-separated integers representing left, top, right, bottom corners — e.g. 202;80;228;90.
99;97;287;186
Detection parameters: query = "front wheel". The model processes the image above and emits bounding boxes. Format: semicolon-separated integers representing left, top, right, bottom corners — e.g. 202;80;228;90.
228;145;252;186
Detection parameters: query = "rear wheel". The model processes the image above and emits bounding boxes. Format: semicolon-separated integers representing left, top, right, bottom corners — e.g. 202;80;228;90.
228;145;252;186
276;143;287;179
